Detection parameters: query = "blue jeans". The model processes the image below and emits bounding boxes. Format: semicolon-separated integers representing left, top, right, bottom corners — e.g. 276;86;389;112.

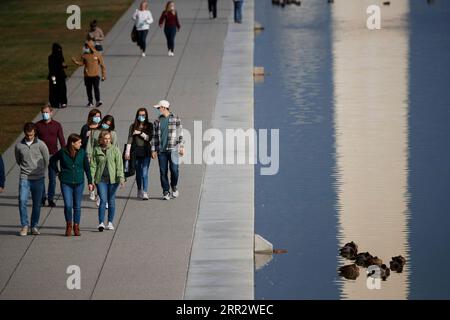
164;26;177;52
61;182;84;224
234;1;243;23
135;156;151;192
19;178;45;228
158;151;179;193
96;182;119;224
42;165;57;202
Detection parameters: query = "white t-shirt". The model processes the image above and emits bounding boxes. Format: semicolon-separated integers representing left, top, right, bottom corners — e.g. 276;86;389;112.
133;9;154;31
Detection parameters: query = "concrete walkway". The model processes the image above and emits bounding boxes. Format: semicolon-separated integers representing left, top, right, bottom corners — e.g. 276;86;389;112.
185;0;255;300
0;0;254;300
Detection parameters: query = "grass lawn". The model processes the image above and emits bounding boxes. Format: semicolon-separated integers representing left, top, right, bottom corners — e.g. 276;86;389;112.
0;0;134;153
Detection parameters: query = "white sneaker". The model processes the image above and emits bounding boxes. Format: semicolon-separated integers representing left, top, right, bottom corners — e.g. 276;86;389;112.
19;226;28;236
106;222;115;230
162;192;170;200
106;202;108;209
98;222;105;232
31;227;40;235
89;190;96;201
172;189;179;198
142;52;146;57
142;192;149;200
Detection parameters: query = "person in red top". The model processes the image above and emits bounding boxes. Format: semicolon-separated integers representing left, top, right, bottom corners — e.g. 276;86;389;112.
159;1;181;57
35;105;66;207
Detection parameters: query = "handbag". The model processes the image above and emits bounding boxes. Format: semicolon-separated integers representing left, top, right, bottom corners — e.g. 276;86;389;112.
131;26;137;43
123;144;136;178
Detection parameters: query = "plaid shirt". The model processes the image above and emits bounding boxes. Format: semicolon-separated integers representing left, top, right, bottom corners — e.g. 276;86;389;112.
151;113;184;153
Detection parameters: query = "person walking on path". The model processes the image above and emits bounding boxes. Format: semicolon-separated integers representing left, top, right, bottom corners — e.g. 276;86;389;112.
48;43;68;109
86;20;105;53
208;0;218;19
90;130;125;232
72;40;106;108
86;115;119;208
36;105;65;208
159;1;181;57
80;109;102;201
50;134;94;236
125;108;153;200
132;1;154;57
151;100;184;200
233;0;244;23
80;109;102;150
0;154;5;193
15;122;49;236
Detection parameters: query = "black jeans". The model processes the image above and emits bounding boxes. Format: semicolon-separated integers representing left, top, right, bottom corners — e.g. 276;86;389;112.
48;78;67;108
137;29;149;52
208;0;217;18
164;26;177;52
84;76;100;104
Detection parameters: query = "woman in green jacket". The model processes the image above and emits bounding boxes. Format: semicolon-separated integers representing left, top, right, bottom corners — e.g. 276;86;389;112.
50;134;94;236
90;130;125;231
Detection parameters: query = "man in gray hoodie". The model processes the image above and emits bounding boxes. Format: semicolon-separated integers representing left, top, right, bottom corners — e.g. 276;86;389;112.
15;122;49;236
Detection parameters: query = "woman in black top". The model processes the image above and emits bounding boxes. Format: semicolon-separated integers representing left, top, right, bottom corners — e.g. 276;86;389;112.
48;43;68;108
80;108;102;150
125;108;153;200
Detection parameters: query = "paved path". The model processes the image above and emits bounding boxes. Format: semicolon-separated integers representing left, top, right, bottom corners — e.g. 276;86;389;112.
185;0;255;300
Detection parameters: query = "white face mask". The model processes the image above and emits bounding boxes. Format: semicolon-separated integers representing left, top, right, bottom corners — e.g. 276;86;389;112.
83;47;90;54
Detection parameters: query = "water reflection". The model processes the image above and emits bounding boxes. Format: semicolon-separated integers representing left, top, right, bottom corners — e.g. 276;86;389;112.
332;0;410;299
255;0;339;299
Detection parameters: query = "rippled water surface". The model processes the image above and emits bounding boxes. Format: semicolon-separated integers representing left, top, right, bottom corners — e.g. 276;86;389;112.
254;0;450;299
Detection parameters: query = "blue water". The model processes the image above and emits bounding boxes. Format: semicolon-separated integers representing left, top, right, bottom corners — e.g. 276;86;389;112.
254;0;450;299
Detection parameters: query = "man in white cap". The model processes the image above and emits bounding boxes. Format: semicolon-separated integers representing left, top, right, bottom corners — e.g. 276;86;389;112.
151;100;184;200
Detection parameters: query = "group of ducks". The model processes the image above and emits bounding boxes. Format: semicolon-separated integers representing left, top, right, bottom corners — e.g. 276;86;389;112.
272;0;302;7
338;241;406;281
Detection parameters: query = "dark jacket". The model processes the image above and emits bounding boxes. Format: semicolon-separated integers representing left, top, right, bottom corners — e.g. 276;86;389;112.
127;122;153;157
35;119;65;155
159;11;181;29
50;148;92;185
48;43;67;80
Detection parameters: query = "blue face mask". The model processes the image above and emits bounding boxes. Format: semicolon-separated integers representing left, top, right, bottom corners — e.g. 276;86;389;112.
137;115;146;122
92;116;101;124
42;112;50;121
101;123;110;130
154;108;161;117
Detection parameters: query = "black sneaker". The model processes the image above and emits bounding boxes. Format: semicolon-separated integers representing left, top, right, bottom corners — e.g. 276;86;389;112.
48;200;56;208
96;101;103;107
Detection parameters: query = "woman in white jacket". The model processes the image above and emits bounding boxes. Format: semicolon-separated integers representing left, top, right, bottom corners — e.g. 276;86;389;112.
132;1;154;57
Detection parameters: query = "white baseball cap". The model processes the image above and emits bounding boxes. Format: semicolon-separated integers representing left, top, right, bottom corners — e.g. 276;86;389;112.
153;100;170;109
